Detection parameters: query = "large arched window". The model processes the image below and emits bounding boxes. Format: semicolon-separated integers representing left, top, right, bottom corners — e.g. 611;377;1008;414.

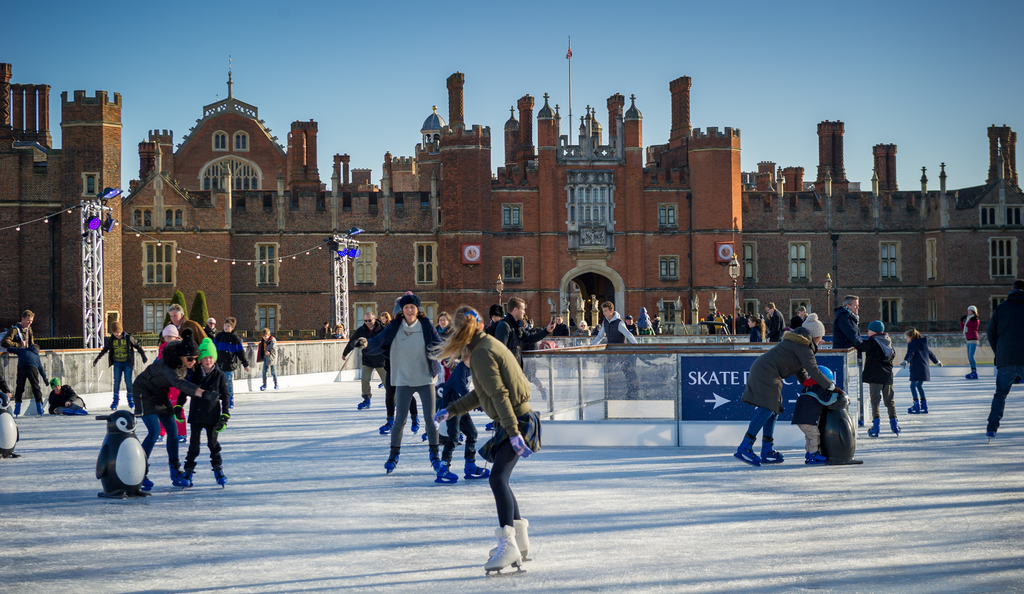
201;157;261;191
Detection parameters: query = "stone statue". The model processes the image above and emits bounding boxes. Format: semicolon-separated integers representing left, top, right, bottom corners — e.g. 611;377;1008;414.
690;294;699;313
708;292;718;312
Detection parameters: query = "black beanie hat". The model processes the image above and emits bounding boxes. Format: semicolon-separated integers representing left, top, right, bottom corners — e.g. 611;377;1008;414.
177;328;199;358
489;304;505;318
398;294;421;309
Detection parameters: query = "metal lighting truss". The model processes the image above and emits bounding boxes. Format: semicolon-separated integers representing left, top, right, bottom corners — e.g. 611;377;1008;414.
81;198;111;348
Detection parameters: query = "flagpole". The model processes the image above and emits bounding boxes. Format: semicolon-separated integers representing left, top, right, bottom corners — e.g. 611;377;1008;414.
567;36;572;146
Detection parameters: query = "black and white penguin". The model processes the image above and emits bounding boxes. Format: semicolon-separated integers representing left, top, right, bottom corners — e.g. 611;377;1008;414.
96;410;149;498
0;392;19;458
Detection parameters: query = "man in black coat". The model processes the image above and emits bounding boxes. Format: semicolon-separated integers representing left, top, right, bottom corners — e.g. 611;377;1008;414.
495;297;554;369
342;311;387;409
831;295;863;350
765;302;786;342
986;280;1024;438
551;315;571;337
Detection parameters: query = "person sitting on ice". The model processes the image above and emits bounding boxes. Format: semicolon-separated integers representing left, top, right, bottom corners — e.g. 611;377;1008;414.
47;378;88;415
790;366;847;464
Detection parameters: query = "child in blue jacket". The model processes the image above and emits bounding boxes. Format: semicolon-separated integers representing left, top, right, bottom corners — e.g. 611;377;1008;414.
434;361;489;483
901;328;942;414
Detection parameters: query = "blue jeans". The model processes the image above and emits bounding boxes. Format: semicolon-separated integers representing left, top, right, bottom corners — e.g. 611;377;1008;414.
224;370;234;401
745;406;778;440
910;381;925;401
113;361;133;397
141;414;179;464
263;362;277;386
967;343;978;369
988;365;1024;433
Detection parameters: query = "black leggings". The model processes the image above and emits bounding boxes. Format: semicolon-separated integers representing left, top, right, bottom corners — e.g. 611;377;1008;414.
489;438;521;528
383;367;417;418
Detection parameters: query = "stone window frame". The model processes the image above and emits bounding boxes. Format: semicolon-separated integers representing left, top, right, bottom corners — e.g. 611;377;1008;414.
415;242;438;285
658;203;677;228
353;302;378;328
659;255;679;281
163;208;185;229
1007;205;1022;226
81;172;98;196
927;300;938;322
502;204;522;229
565;169;615;228
256;242;280;287
879;241;901;280
421;302;439;325
989;237;1017;278
742;242;757;281
233;131;249;152
200;155;262;191
256;303;280;335
142;299;171;334
980;205;997;226
990;295;1007;313
788;242;810;281
142;240;175;286
879;297;901;325
133;208;153;229
213;131;228;151
743;299;760;317
502;256;524;282
354;242;377;285
925;238;937;280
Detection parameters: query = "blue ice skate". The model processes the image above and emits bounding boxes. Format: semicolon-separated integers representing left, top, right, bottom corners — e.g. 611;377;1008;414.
734;433;761;467
465;460;490;479
435;461;458;484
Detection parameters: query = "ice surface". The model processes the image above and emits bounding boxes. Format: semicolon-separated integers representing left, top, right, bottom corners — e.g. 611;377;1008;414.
1;368;1022;593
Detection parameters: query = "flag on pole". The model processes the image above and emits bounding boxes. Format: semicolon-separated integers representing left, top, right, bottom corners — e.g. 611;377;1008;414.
567;44;572;59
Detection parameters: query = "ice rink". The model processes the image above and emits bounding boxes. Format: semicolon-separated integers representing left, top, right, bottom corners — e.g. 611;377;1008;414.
2;368;1022;593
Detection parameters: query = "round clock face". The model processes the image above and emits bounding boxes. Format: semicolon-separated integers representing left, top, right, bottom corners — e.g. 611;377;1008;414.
463;245;481;262
717;243;734;261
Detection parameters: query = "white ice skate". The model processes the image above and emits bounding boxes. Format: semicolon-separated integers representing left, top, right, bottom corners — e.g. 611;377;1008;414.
488;518;529;564
484;525;524;575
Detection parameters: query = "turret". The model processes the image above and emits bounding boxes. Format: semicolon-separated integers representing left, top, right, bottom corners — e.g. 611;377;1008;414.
537;93;557;148
623;94;642;148
504;106;519;169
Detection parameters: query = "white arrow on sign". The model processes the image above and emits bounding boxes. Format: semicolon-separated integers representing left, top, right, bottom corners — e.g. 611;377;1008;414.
704;393;730;409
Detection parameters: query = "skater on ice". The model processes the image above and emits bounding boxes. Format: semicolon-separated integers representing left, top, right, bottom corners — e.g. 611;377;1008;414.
357;293;442;475
132;329;211;490
735;313;843;467
859;321;898;437
433;360;489;484
6;341;48;418
177;338;230;488
47;378;88;416
986;279;1024;440
373;297;421;436
92;320;148;411
257;328;278;391
214;317;249;410
434;306;540;575
901;328;942;414
961;305;981;380
341;310;386;411
791;366;846;464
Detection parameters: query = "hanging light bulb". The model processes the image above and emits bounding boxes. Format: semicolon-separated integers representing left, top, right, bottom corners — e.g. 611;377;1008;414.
247;262;251;266
44;218;48;223
136;233;140;237
196;254;200;259
292;256;296;260
177;249;181;254
306;251;310;255
232;260;236;265
214;259;218;263
16;227;20;231
157;242;161;246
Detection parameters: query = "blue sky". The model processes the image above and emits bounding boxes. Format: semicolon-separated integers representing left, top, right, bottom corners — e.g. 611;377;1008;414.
7;0;1022;192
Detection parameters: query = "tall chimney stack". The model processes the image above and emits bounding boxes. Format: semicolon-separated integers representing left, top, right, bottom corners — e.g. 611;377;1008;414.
446;72;465;130
668;76;692;146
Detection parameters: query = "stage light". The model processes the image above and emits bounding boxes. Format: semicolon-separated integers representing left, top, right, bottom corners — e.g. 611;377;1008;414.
87;217;102;231
99;187;122;200
348;227;364;236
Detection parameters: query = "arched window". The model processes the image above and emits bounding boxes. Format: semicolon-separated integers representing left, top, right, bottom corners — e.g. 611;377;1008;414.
201;158;260;191
175;209;182;227
213;132;228;151
165;209;173;227
234;132;248;151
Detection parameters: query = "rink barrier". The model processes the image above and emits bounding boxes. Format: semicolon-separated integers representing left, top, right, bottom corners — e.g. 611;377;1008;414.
0;340;359;396
523;344;859;448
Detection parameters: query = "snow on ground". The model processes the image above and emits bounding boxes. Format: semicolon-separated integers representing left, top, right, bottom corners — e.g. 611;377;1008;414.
1;369;1022;593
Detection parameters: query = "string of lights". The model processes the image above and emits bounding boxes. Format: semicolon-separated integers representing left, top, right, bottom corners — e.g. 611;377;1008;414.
123;223;334;265
0;204;84;232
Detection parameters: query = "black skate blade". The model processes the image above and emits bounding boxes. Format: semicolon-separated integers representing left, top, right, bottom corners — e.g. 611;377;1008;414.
826;459;864;465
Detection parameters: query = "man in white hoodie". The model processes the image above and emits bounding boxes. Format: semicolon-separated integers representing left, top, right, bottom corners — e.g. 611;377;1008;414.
591;302;639;346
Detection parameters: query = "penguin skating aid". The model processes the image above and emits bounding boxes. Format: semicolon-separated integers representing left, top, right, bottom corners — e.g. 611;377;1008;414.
95;411;150;498
0;393;21;458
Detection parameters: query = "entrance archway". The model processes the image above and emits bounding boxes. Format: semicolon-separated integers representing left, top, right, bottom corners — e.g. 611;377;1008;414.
559;264;625;327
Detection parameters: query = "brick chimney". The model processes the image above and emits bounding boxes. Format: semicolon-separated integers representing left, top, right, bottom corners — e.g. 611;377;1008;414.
138;140;157;179
517;94;535;168
816;120;848;191
669;76;692;147
446;72;465;130
988;125;1018;186
607;93;625;142
873;144;898;192
0;63;10;139
782;166;804;192
340;154;350;185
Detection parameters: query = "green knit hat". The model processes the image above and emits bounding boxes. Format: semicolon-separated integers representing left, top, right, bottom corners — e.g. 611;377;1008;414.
198;337;217;362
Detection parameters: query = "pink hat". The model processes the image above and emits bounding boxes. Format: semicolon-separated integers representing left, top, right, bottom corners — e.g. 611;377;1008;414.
161;324;180;339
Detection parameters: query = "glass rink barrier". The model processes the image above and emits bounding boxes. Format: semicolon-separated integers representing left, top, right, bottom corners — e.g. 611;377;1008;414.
522;343;858;448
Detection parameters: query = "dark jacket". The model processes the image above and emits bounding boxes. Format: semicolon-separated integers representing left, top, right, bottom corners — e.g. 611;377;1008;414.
749;327;763;343
495;313;549;368
592;313;639;346
440;361;472;405
988;289;1024;367
903;336;939;381
766;309;786;342
364;316;442;364
789;315;804;330
343;321;386;368
445;332;532;439
215;331;250;372
94;333;148;368
7;346;47;382
1;323;34;350
551;323;571;337
257;336;277;365
437;325;453;340
741;328;836;413
831;307;863;350
48;385;82;414
862;333;895;385
791;382;844;425
178;364;229;425
132;342;201;417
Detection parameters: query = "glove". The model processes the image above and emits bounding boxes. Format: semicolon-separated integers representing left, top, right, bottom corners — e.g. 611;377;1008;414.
901;361;908;369
509;435;533;459
204;390;221;403
173;405;185;423
92;360;98;367
937;361;943;367
354;337;368;349
215;413;230;433
832;387;845;396
434;409;449;425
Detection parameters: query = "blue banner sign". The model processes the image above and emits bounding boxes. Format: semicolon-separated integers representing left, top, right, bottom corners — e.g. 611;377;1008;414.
679;354;847;421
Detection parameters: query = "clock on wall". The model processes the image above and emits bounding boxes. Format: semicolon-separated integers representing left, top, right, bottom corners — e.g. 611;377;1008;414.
461;243;482;264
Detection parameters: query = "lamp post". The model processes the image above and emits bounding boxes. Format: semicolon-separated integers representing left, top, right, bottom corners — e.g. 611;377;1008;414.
496;274;504;304
728;254;740;334
824;273;833;328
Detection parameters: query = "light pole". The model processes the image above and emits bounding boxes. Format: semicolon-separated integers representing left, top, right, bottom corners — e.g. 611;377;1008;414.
824;273;833;325
329;227;364;337
728;254;740;334
496;274;504;304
